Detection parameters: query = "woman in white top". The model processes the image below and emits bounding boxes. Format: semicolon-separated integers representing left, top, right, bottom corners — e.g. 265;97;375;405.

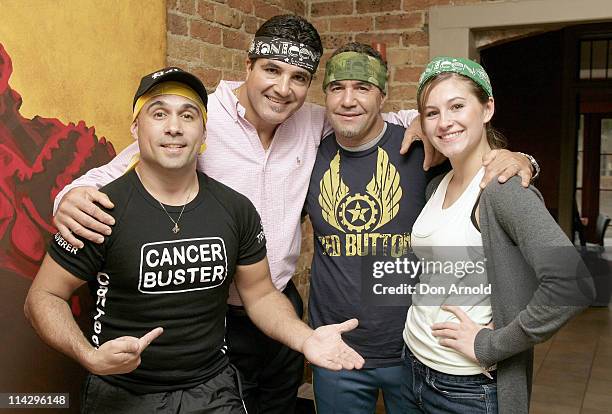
401;57;593;414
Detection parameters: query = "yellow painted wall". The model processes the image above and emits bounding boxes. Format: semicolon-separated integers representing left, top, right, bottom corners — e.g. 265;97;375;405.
0;0;166;151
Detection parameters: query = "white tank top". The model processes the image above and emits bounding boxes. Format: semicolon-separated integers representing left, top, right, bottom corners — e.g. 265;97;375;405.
403;167;493;375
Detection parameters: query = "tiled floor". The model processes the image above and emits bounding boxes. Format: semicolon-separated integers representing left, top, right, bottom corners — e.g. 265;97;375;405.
531;306;612;414
372;307;612;413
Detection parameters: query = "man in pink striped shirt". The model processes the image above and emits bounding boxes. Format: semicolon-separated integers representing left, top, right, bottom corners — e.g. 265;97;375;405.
52;15;533;414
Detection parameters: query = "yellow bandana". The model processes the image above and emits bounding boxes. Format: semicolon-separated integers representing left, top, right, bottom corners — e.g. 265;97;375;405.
132;81;208;124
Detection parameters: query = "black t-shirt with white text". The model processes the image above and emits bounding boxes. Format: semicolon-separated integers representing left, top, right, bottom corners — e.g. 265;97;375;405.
49;170;266;393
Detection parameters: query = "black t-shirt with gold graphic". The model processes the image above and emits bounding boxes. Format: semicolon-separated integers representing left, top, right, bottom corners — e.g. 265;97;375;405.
49;170;266;393
305;122;431;368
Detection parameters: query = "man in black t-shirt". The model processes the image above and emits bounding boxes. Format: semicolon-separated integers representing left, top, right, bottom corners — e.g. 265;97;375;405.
24;67;364;414
304;43;438;414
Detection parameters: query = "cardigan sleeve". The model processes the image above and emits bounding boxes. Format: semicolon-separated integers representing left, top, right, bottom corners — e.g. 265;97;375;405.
474;178;595;367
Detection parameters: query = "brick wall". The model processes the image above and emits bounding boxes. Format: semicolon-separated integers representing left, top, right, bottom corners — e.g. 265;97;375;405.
165;0;506;104
166;0;306;92
305;0;490;110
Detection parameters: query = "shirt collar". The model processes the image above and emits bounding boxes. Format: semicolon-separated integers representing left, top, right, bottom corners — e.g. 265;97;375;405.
215;80;246;122
337;122;387;152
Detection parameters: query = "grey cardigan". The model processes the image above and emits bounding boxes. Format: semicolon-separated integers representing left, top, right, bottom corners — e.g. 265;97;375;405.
426;176;595;414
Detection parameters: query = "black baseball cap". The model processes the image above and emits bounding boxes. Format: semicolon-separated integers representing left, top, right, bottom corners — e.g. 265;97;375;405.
133;67;208;110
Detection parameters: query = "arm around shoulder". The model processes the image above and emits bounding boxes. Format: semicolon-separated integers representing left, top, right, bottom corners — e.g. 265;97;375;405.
52;143;141;247
53;141;140;213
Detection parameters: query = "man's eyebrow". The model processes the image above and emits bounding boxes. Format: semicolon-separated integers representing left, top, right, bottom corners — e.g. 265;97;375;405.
181;102;202;116
262;62;280;69
263;61;310;79
181;103;200;112
145;100;166;110
293;69;310;79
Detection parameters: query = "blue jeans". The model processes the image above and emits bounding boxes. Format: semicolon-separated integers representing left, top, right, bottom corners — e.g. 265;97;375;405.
401;347;498;414
312;364;409;414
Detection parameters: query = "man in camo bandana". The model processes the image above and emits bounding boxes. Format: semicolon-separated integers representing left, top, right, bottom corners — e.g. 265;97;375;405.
306;42;420;414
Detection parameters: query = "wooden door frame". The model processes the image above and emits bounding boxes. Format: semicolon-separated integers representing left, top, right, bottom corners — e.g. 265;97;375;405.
579;109;612;240
428;1;612;234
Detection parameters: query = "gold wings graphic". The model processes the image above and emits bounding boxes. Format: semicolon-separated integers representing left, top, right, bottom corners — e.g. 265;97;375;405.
366;147;402;231
318;151;349;231
318;148;402;232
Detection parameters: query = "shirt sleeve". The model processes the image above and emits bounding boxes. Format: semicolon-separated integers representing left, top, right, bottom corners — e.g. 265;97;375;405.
322;109;334;138
236;197;267;266
52;141;140;214
381;109;419;127
303;103;330;145
47;232;106;282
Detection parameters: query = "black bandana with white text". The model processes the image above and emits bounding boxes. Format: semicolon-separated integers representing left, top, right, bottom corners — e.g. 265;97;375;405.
248;36;321;74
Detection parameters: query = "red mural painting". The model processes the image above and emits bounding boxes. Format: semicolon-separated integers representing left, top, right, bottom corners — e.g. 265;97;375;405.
0;43;116;279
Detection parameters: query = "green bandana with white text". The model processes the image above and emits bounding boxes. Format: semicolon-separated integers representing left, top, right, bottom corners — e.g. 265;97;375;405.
418;56;493;98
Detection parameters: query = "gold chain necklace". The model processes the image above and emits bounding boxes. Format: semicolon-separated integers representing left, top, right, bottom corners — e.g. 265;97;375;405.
158;190;191;234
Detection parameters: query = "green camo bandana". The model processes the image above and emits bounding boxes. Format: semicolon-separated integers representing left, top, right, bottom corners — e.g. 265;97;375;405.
418;56;493;98
323;51;388;94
